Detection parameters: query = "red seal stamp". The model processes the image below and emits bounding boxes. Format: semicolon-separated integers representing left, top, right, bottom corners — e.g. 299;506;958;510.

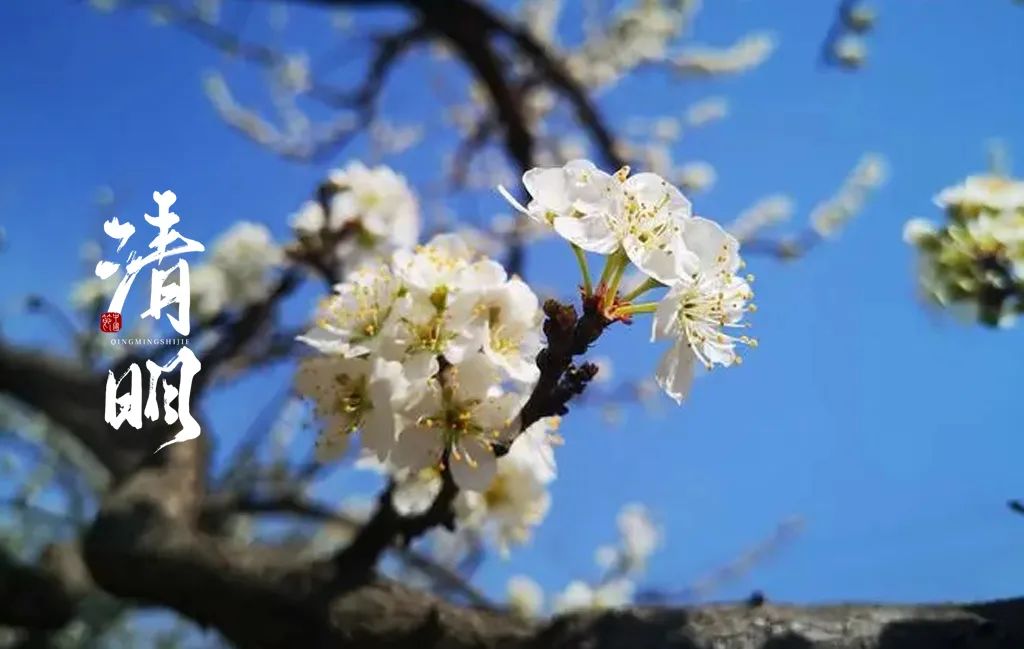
100;312;122;333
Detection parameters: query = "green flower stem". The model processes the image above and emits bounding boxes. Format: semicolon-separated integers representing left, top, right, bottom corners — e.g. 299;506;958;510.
604;252;629;301
619;277;662;303
571;243;593;296
597;249;623;288
615;301;658;316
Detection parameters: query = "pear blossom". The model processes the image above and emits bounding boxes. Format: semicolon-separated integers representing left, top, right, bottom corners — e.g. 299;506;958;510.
906;174;1024;327
391;354;525;491
298;265;404;358
189;263;229;320
295;356;409;461
297;231;545;478
209;222;283;305
290;162;421;271
328;161;419;244
500;159;622;254
391;235;511;367
616;504;661;573
502;161;698;284
391;466;445;516
613;172;697;284
507;576;545;618
595;503;660;575
902;218;939;245
652;217;755;403
455;416;559;548
449;276;543;384
289;200;326;236
934;174;1024;215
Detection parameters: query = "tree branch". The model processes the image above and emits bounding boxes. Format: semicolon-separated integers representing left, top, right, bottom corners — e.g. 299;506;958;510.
0;340;147;478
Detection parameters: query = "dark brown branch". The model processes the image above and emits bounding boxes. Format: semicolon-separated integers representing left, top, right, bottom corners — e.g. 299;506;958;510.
303;0;624;171
332;467;459;576
472;5;626;170
0;547;78;630
196;270;301;390
0;340;147;478
203;492;494;608
517;297;609;432
406;0;534;170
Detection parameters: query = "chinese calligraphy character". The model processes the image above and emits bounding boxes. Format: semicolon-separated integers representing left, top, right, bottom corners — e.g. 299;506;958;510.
97;190;204;336
100;191;205;451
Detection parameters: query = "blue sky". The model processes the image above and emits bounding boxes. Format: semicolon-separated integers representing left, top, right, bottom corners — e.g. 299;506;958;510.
1;0;1023;613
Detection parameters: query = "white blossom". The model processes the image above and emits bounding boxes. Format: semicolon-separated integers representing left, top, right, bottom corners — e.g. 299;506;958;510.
449;276;543;384
507;575;545;618
616;503;660;572
328;162;419;245
299;265;404;359
391;353;524;491
209;221;283;305
934;175;1024;215
652;218;755;403
500;159;622;254
290;163;421;271
295;356;409;461
502;162;698;284
614;172;696;284
833;35;867;68
189;263;229;320
902;218;938;245
455;416;559;549
677;161;717;193
674;33;776;76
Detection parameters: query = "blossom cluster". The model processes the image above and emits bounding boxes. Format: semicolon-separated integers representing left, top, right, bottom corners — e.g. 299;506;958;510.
296;233;543;492
191;222;283;319
904;174;1024;327
290;161;420;273
501;159;756;403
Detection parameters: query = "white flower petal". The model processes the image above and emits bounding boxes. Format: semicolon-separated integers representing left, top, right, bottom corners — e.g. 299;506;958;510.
391;427;444;472
450;437;498;491
655;341;696;405
553;214;620;254
684;216;739;273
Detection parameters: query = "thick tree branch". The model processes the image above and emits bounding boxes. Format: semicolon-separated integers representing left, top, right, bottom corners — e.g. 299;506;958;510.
0;340;147;478
0;546;81;631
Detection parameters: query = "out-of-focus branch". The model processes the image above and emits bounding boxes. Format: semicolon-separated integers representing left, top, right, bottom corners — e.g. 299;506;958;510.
195;270;301;390
331;468;460;577
202;491;495;607
125;0;352;107
741;154;887;259
450;117;499;189
0;546;81;631
0;340;148;478
303;0;625;170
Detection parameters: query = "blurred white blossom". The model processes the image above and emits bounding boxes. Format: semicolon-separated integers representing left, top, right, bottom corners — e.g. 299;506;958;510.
507;575;545;617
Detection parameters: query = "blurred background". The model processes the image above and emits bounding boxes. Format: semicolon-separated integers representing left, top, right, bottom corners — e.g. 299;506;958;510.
1;0;1023;646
